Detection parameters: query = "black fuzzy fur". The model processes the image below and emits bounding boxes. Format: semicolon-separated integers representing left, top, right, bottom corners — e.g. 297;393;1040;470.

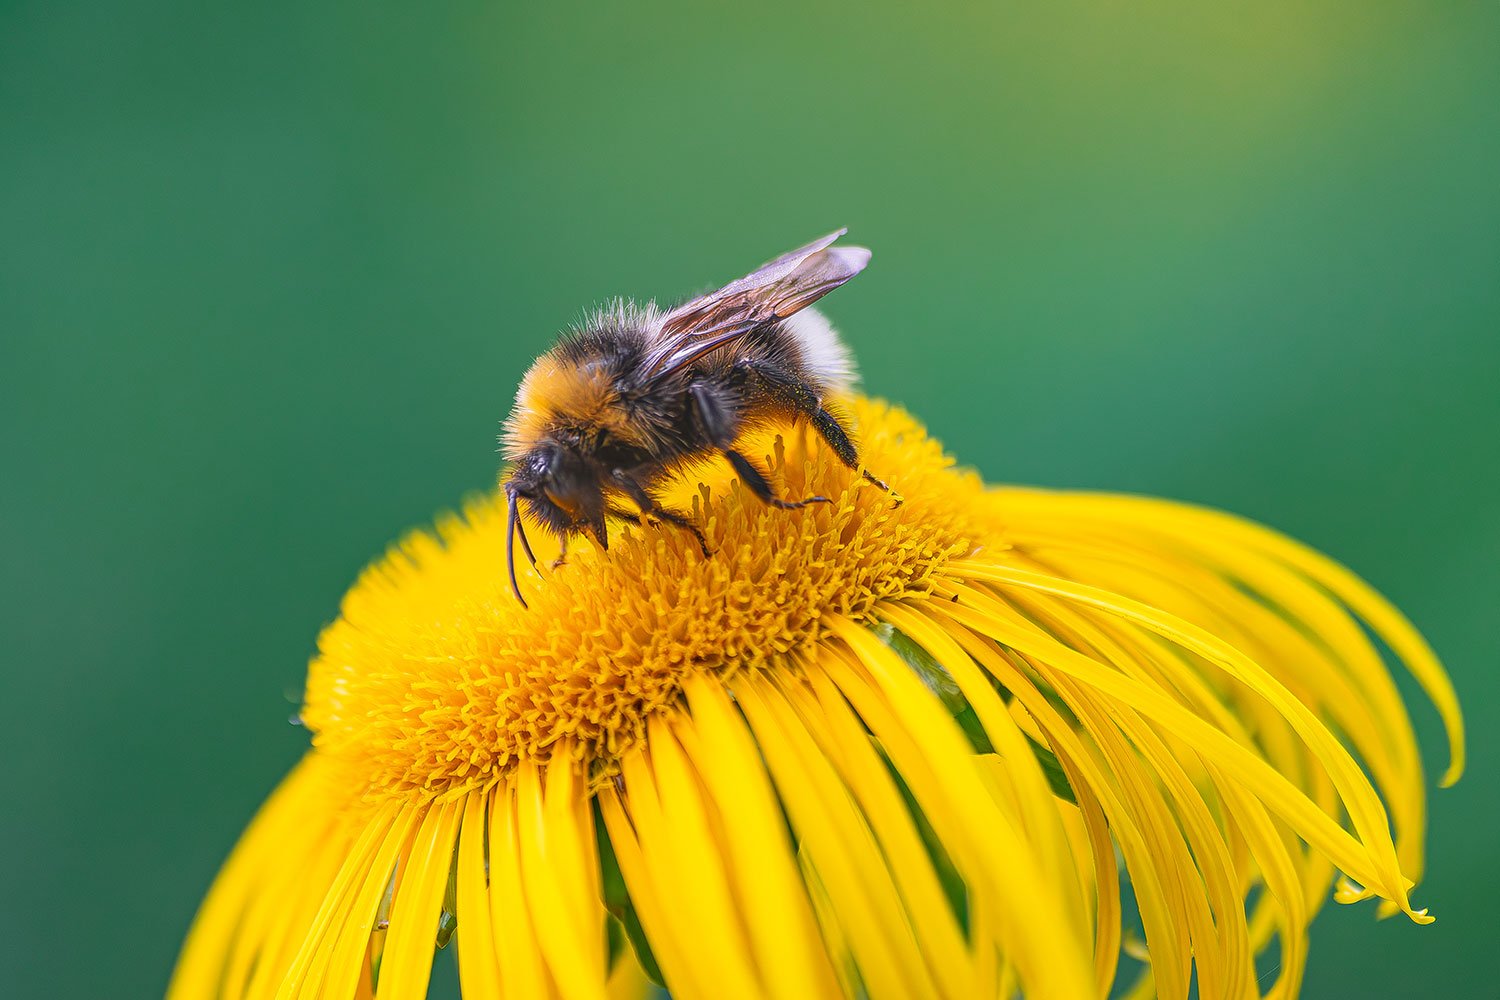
506;307;854;548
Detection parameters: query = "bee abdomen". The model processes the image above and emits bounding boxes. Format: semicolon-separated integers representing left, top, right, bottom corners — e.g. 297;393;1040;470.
779;308;857;394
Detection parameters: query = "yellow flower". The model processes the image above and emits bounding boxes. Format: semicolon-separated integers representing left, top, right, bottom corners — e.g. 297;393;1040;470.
170;398;1463;1000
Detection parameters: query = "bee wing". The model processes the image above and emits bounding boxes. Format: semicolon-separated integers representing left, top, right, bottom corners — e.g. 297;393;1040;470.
644;229;870;377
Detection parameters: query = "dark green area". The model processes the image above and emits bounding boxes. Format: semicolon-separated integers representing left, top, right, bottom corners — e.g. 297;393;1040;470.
597;801;667;989
2;2;1496;997
871;621;1078;802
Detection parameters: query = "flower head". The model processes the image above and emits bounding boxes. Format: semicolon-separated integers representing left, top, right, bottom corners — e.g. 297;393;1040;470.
171;398;1463;1000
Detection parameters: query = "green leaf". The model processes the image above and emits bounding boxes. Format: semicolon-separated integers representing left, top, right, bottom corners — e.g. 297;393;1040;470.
594;801;667;987
871;621;1075;803
884;752;971;935
436;838;460;949
605;911;627;969
870;622;965;711
1027;735;1076;804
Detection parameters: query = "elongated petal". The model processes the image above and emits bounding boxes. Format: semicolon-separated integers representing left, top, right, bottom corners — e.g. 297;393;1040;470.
174;399;1461;1000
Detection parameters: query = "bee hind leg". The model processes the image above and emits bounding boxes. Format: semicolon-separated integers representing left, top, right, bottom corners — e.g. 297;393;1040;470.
803;403;900;504
733;358;901;505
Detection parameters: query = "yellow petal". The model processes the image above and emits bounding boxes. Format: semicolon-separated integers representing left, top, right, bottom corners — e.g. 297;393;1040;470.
678;674;842;999
736;667;941;1000
455;791;501;998
377;799;461;999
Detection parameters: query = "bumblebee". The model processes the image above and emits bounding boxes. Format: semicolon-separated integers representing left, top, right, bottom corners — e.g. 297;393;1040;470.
501;229;890;607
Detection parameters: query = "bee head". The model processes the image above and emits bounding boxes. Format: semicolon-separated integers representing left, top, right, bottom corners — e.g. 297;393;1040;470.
506;443;608;549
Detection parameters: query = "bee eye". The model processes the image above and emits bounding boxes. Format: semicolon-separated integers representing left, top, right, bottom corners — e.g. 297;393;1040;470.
538;446;564;479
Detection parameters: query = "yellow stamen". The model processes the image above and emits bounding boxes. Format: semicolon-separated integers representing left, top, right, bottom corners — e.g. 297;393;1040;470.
302;402;984;799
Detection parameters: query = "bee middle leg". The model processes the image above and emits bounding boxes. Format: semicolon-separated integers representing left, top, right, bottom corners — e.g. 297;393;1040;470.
610;471;710;557
723;449;832;509
688;380;832;509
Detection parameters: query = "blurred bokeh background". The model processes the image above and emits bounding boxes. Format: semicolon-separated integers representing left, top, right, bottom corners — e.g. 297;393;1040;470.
3;2;1495;997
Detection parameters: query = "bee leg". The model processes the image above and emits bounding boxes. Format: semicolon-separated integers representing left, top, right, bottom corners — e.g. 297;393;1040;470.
732;358;900;504
860;466;896;494
801;398;900;502
648;505;711;558
687;381;736;447
691;376;829;507
565;509;643;566
804;407;899;501
611;470;711;557
724;449;832;509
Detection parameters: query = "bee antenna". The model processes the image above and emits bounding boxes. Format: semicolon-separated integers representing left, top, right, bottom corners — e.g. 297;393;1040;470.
505;487;529;609
513;504;539;569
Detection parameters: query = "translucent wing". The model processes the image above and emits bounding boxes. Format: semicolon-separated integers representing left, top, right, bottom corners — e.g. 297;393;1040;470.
643;229;870;377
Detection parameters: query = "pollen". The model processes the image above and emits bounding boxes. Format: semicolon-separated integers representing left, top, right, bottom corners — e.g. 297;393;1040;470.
303;398;990;800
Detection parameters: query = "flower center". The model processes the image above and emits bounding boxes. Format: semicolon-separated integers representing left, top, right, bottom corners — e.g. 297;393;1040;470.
302;399;994;800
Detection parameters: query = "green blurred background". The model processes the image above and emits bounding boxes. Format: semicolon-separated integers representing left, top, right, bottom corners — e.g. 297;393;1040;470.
3;2;1495;997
